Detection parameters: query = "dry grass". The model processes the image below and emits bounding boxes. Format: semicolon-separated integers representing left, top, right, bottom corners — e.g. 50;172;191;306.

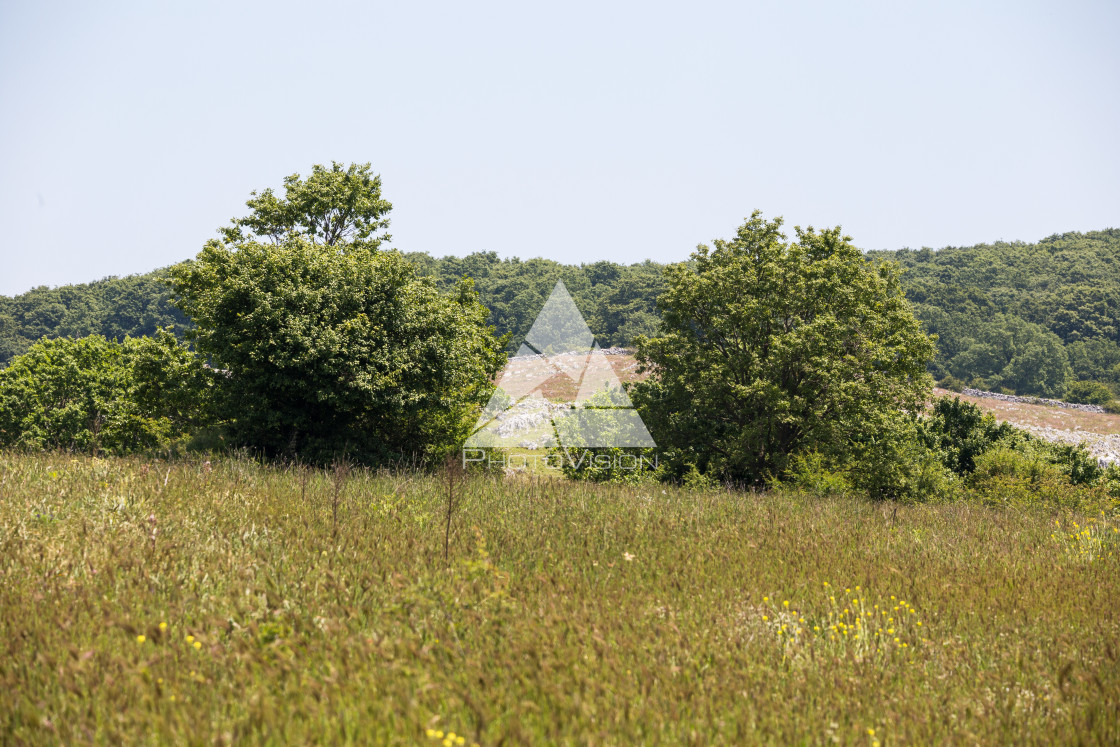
932;388;1120;435
1;452;1119;744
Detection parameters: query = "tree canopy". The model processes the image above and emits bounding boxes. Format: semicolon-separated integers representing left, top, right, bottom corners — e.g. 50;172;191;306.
632;212;937;490
0;332;211;454
219;162;393;249
869;229;1120;395
171;166;504;465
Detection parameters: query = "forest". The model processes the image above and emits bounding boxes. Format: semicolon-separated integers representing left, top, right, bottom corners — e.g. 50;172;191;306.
3;228;1119;402
869;230;1120;400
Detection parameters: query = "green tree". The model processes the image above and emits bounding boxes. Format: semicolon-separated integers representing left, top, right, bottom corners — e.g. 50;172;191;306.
918;396;1016;475
220;162;392;249
0;333;211;454
0;270;190;367
172;168;504;465
946;314;1070;397
1067;338;1120;388
633;211;937;490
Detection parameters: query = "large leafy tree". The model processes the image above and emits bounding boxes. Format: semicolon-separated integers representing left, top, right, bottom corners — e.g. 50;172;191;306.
633;211;936;488
171;165;505;465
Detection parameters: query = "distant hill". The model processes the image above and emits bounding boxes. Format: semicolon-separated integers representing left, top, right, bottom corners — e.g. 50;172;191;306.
868;229;1120;397
3;230;1118;399
0;270;190;366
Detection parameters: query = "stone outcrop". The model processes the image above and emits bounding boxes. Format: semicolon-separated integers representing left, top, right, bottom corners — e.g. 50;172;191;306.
960;388;1106;414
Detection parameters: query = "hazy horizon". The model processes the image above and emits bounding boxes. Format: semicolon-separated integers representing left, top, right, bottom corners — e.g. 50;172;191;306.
3;0;1118;296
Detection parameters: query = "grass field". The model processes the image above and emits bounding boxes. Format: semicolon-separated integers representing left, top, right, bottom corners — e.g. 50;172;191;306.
2;453;1119;745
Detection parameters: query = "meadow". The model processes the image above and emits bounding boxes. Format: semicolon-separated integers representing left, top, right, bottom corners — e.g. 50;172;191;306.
1;452;1118;745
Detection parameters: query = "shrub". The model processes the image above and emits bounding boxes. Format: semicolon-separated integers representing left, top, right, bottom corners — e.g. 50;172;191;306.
1066;380;1116;406
0;332;212;455
970;444;1065;485
919;396;1016;476
781;451;852;497
172;242;505;466
938;375;966;393
967;445;1108;509
172;163;507;467
845;417;956;502
551;388;661;484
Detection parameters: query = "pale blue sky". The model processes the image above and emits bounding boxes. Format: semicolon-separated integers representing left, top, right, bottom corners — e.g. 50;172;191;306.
1;0;1117;296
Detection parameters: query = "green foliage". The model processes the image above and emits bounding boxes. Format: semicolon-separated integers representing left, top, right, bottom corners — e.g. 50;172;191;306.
633;211;936;487
917;396;1108;502
965;444;1111;509
219;162;392;249
1066;380;1115;406
0;270;190;367
0;333;211;454
553;390;659;484
935;313;1071;397
553;446;659;484
937;375;966;392
845;417;956;502
407;252;667;351
172;239;504;466
970;445;1066;485
873;229;1120;396
12;222;1118;404
0;254;666;367
170;163;506;466
919;396;1017;476
1066;338;1120;388
781;451;853;497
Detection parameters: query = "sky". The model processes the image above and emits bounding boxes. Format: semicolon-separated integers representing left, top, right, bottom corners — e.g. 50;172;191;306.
1;0;1118;296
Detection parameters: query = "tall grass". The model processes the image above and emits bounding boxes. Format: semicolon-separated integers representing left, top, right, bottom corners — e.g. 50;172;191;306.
1;452;1117;744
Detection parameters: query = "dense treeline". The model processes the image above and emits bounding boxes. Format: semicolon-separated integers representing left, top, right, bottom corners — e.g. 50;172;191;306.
404;252;665;351
0;272;190;366
2;219;1117;401
869;229;1120;398
0;256;665;363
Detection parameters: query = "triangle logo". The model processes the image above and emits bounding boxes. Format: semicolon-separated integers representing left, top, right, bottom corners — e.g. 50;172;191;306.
465;280;656;449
